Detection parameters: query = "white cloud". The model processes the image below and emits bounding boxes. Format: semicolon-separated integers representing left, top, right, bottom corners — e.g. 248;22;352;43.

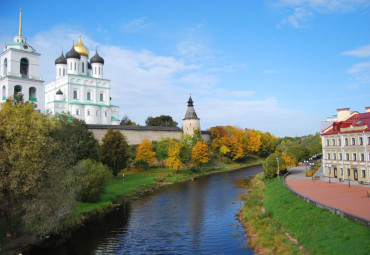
279;7;314;28
121;18;151;33
346;61;370;86
25;25;320;136
263;69;279;74
342;45;370;58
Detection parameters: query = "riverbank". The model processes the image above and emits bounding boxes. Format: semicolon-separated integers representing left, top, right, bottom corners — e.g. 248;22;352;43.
240;173;370;255
1;158;263;254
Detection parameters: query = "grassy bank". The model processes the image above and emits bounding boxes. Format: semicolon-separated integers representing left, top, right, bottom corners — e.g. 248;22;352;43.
76;159;263;214
241;173;370;255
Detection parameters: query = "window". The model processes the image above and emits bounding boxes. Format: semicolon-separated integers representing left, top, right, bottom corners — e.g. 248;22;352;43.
347;169;350;176
96;110;99;116
359;137;363;145
3;58;7;75
362;170;366;178
99;67;101;75
360;153;365;161
73;90;78;99
87;109;90;116
87;92;91;101
346;153;349;160
339;153;342;160
105;111;107;117
345;138;348;145
326;139;329;146
2;85;6;100
63;68;66;76
29;87;36;101
100;93;104;101
20;58;29;76
333;153;336;160
368;137;370;145
82;62;85;73
14;85;22;95
352;138;355;145
95;67;97;74
76;109;79;116
340;168;343;175
74;62;77;71
353;153;357;161
59;68;61;76
338;138;341;146
70;62;72;70
327;153;330;160
332;139;335;146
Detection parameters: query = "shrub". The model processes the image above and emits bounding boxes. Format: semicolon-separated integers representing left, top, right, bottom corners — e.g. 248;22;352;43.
263;152;286;179
74;159;112;202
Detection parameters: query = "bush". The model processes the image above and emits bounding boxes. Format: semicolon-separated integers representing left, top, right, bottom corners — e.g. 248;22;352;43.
263;152;286;179
74;159;112;202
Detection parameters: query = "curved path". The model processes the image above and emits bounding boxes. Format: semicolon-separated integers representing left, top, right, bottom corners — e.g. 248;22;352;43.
285;166;370;221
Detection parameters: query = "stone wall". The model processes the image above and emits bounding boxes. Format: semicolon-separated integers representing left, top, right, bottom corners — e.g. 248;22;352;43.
88;125;211;145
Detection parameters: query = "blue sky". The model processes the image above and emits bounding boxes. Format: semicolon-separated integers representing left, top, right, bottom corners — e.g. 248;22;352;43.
1;0;369;137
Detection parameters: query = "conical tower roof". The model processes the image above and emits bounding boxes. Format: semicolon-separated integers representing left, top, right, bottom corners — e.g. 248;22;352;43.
183;95;199;120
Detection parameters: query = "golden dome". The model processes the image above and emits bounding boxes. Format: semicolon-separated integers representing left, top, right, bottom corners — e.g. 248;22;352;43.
74;35;89;57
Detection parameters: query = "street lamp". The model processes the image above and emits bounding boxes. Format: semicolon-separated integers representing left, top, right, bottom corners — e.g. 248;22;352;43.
304;160;307;174
276;157;280;179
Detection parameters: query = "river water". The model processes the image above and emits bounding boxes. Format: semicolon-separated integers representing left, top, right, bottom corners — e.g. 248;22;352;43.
29;165;262;255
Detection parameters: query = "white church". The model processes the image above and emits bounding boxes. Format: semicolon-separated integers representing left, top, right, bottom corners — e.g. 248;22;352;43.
0;9;205;140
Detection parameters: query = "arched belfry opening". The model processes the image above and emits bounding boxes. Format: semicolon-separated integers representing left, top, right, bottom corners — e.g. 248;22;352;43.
3;58;8;76
20;58;29;77
14;85;22;95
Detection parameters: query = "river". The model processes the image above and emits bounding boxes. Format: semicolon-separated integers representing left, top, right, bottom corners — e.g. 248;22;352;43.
29;165;262;254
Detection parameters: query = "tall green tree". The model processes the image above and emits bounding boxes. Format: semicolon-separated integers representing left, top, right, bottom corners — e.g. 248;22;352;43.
263;152;286;179
145;115;178;127
0;99;79;237
100;128;129;176
154;138;171;166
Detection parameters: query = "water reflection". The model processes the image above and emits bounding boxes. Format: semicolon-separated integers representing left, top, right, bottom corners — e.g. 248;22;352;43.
29;165;262;255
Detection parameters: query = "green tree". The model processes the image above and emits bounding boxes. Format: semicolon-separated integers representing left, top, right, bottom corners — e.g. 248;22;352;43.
0;99;78;237
52;114;100;164
101;128;129;176
145;115;178;127
285;145;310;163
73;159;112;202
120;114;136;126
154;138;171;166
263;152;286;179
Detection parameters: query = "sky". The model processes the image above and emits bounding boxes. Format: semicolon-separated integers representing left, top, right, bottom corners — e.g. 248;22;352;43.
0;0;369;137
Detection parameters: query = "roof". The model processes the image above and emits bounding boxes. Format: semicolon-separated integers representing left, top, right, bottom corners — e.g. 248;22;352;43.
66;44;81;59
55;52;67;65
90;51;104;64
183;95;199;120
321;112;370;136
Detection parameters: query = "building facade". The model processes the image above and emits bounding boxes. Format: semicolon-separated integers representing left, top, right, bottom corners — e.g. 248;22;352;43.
45;36;119;125
321;107;370;183
0;9;43;110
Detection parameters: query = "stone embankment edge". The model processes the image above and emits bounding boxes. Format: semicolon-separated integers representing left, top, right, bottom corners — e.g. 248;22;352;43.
283;172;370;228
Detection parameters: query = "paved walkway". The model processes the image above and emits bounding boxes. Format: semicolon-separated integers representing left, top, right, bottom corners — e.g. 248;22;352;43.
285;166;370;221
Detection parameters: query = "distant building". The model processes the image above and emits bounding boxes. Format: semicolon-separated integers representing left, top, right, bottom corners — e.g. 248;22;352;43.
182;95;201;135
321;107;370;183
0;9;43;110
45;35;119;125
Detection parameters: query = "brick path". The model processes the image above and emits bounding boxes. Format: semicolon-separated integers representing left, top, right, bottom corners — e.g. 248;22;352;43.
285;166;370;220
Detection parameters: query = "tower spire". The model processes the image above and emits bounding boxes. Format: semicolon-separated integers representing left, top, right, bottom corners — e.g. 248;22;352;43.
18;8;22;36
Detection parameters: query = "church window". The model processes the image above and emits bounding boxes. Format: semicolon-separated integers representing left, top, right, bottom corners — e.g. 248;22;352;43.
3;58;7;76
87;109;90;116
96;110;99;116
87;92;91;100
29;87;36;101
99;67;100;75
100;93;104;101
74;62;77;71
63;68;66;76
20;58;29;77
59;68;61;76
70;62;72;70
82;62;85;73
73;90;78;99
76;109;79;115
94;67;97;75
105;111;107;117
14;85;22;95
2;85;6;100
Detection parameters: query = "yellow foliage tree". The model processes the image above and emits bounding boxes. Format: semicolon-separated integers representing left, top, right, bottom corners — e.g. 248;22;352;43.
167;141;184;173
245;129;261;154
282;152;296;169
135;139;156;167
192;141;210;168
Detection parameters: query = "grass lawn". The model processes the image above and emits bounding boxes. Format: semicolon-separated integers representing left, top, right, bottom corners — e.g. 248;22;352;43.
263;177;370;255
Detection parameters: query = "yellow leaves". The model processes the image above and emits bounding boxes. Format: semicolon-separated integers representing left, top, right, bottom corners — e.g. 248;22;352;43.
219;145;230;155
282;153;296;169
166;141;184;173
135;139;156;163
191;141;210;166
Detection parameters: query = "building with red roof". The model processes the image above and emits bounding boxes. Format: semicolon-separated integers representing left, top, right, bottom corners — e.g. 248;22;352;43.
321;107;370;184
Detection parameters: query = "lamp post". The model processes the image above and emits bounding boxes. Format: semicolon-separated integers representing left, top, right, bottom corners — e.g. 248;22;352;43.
304;160;307;174
276;157;280;179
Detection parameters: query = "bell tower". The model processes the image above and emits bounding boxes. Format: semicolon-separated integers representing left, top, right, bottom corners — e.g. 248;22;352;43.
0;9;44;111
182;95;201;135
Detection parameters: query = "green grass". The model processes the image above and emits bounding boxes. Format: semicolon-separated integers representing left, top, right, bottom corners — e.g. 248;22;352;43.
241;173;305;255
263;177;370;255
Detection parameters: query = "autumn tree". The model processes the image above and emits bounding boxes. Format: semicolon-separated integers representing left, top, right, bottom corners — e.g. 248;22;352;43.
282;152;296;169
245;129;261;155
101;128;129;176
0;99;79;237
191;141;210;168
135;139;157;169
145;115;178;127
167;141;185;173
258;132;278;157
